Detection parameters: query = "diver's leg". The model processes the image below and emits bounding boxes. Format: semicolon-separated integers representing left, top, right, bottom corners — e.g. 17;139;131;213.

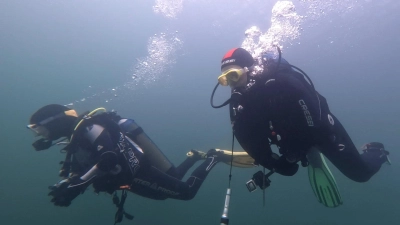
120;119;210;180
166;150;207;180
317;114;387;182
133;150;221;200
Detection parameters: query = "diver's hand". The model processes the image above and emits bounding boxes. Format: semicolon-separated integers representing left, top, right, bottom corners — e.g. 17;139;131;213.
48;176;89;207
274;156;299;176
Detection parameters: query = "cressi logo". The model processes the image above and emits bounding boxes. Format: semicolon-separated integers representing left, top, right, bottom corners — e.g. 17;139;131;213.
299;99;314;126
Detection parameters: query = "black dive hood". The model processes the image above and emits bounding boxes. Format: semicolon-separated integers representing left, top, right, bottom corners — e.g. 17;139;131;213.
210;46;283;109
32;112;85;151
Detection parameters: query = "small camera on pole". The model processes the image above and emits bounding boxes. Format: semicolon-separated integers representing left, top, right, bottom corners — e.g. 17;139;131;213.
246;170;274;192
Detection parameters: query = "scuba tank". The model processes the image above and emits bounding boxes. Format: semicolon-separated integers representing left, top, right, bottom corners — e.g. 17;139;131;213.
59;109;175;177
118;119;174;174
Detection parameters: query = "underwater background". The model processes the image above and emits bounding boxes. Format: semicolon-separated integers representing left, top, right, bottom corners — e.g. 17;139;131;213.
1;0;399;224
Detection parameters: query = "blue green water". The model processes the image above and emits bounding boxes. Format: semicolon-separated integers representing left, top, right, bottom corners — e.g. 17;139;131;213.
1;1;399;224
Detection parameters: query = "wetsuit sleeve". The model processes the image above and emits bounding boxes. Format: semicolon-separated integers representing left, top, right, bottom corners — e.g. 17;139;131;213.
48;124;120;207
82;124;118;172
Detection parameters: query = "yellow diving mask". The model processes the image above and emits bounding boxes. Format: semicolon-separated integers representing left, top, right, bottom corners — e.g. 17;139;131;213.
217;67;249;86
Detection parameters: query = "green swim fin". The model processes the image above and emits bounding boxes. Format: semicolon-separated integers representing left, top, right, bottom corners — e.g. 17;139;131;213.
186;149;255;168
307;148;343;208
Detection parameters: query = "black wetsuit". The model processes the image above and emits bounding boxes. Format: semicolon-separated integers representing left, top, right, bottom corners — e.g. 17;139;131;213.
69;117;218;201
230;59;385;182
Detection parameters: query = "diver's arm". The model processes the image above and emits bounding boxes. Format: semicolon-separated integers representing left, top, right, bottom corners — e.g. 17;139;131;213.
59;125;118;187
48;166;99;207
83;124;118;172
48;125;119;207
264;74;321;175
286;73;322;129
280;74;323;146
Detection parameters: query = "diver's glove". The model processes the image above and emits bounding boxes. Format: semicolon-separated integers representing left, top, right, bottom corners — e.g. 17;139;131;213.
361;142;391;166
273;156;299;176
48;175;90;207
